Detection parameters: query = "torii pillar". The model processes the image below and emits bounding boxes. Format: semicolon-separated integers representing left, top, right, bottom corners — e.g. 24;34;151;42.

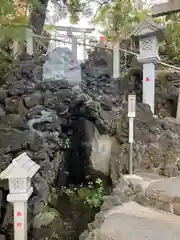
132;17;165;114
67;30;77;59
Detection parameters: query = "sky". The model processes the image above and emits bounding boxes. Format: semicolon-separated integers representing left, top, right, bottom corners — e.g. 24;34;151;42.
45;0;167;60
46;0;101;60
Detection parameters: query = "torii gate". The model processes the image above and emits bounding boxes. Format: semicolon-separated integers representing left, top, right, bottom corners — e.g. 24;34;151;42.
52;26;94;60
151;0;180;17
19;25;95;61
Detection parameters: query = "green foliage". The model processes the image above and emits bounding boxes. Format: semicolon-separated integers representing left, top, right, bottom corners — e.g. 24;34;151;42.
61;178;105;208
0;0;41;79
0;0;26;41
67;0;83;23
163;13;180;65
52;0;93;24
59;137;71;149
93;0;148;41
0;0;40;41
47;187;59;208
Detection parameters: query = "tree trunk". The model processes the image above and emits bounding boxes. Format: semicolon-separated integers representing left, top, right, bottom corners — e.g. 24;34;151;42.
29;0;49;35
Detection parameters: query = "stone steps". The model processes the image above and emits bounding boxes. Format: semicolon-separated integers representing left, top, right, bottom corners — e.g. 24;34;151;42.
123;173;180;216
99;201;180;240
83;174;180;239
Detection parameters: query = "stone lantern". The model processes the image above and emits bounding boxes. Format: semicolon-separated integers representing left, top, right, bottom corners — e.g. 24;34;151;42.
0;152;40;240
132;16;164;114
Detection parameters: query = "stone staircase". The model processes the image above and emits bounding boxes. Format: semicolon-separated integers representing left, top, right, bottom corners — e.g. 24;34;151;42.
124;172;180;216
97;173;180;239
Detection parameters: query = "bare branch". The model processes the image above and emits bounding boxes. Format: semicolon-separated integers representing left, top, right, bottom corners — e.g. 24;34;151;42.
91;0;111;22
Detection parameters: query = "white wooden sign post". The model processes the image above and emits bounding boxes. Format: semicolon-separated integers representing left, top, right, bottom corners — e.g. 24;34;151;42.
128;95;136;174
0;153;40;240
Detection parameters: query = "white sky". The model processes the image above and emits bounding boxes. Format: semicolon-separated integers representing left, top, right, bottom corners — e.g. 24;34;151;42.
45;0;167;60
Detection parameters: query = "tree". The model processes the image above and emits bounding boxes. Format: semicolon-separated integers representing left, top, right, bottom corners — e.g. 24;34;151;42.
163;13;180;64
29;0;48;35
0;0;27;40
160;13;180;119
29;0;93;35
92;0;148;41
0;0;40;75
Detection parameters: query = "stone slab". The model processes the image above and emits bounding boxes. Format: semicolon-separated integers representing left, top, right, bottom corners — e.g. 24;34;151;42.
146;176;180;203
123;173;166;194
100;201;180;240
122;174;180;215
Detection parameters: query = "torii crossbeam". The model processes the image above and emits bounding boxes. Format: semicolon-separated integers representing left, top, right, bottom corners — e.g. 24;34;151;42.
151;0;180;17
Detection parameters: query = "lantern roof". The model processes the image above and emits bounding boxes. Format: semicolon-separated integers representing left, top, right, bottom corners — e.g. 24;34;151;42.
132;16;164;41
0;152;40;179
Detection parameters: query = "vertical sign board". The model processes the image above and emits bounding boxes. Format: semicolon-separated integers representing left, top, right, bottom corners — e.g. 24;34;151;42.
128;95;136;143
128;95;136;118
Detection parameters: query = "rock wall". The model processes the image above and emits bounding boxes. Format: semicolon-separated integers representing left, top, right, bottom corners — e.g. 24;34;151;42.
155;70;180;117
0;65;79;238
0;54;121;239
110;103;180;184
0;49;180;239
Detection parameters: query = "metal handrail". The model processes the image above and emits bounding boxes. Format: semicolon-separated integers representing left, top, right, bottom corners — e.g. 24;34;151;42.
33;33;180;71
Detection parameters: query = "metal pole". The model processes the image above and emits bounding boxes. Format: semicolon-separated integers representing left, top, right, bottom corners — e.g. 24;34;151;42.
129;142;133;175
113;40;120;78
33;34;138;56
128;117;134;174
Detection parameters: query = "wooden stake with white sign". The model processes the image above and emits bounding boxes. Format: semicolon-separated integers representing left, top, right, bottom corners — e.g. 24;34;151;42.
128;95;136;174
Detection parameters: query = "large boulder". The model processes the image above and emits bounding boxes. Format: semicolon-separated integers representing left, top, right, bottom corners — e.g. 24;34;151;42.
83;119;112;176
43;47;82;85
82;201;180;240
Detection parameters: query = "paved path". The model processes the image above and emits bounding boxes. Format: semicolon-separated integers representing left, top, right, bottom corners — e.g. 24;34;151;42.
100;202;180;240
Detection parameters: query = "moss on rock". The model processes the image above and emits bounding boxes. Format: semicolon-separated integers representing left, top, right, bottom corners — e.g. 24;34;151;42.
32;206;65;240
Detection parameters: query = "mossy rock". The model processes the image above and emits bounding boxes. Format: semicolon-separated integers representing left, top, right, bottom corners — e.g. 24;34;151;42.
32;206;65;240
47;188;58;209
